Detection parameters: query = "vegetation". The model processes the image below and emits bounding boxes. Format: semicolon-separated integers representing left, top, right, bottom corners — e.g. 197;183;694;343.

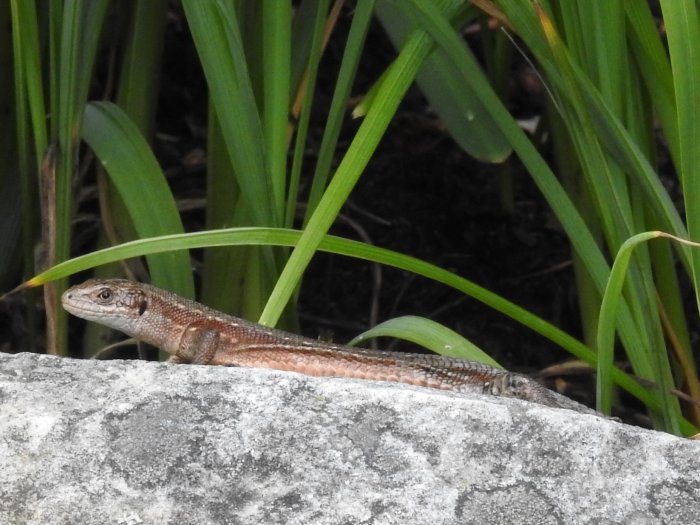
2;1;698;435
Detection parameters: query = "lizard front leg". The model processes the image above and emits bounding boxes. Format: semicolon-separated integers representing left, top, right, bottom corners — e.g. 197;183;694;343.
172;321;221;365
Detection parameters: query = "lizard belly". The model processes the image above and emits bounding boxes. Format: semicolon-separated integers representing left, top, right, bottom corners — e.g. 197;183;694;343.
208;344;491;394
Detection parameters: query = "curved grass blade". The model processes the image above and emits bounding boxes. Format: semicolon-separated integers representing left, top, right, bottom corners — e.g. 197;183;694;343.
376;0;511;162
80;101;193;297
349;315;501;367
17;226;692;431
597;232;700;419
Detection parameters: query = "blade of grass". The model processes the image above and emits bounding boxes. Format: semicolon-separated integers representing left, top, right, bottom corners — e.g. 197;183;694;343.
19;226;695;433
182;0;275;226
376;0;511;162
625;1;679;166
349;315;501;367
183;0;283;319
304;0;375;223
532;2;675;426
660;1;700;316
597;232;700;418
8;0;33;275
471;0;688;430
260;0;465;326
49;0;109;355
116;0;167;135
262;0;291;216
80;102;194;297
290;0;319;96
7;0;41;349
398;1;659;383
10;0;47;167
201;104;247;312
286;0;330;227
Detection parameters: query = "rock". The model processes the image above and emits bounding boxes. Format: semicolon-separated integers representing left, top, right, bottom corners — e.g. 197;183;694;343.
0;352;698;524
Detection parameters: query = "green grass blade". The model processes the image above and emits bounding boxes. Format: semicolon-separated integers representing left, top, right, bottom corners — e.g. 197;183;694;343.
50;0;109;355
116;0;167;135
285;0;329;228
260;0;450;326
10;0;47;166
305;0;376;222
201;105;246;312
8;0;37;281
596;232;660;414
290;0;318;96
660;1;700;314
262;0;291;216
376;0;511;162
181;0;275;227
29;227;590;370
571;68;690;268
349;315;502;367
21;226;695;432
80;102;194;297
625;1;679;166
183;0;283;314
597;232;700;421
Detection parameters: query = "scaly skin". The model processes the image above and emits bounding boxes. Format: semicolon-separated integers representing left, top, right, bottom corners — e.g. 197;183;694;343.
62;278;600;415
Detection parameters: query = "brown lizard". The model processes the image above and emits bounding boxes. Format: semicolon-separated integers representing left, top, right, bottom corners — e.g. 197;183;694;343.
61;278;600;415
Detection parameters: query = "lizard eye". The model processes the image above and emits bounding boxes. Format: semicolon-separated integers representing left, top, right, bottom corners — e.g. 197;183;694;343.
96;288;113;302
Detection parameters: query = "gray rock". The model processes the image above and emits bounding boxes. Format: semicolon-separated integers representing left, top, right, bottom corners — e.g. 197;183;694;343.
0;352;698;525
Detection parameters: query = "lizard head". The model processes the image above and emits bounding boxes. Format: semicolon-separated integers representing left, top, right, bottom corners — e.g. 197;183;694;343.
61;279;149;333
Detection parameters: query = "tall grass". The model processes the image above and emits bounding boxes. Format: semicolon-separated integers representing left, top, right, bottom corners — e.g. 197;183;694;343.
3;1;698;435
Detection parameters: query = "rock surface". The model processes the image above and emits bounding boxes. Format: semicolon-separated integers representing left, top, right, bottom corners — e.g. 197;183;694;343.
0;352;699;524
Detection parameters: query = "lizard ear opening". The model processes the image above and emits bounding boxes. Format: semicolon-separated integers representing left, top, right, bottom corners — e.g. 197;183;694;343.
138;300;148;316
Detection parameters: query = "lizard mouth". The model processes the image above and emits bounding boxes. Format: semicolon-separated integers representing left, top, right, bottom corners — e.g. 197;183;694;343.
61;298;99;317
61;290;104;319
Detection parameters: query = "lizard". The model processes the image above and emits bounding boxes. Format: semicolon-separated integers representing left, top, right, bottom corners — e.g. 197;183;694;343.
61;278;601;415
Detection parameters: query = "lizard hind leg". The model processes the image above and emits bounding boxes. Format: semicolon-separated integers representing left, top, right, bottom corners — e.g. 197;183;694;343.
178;322;221;365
